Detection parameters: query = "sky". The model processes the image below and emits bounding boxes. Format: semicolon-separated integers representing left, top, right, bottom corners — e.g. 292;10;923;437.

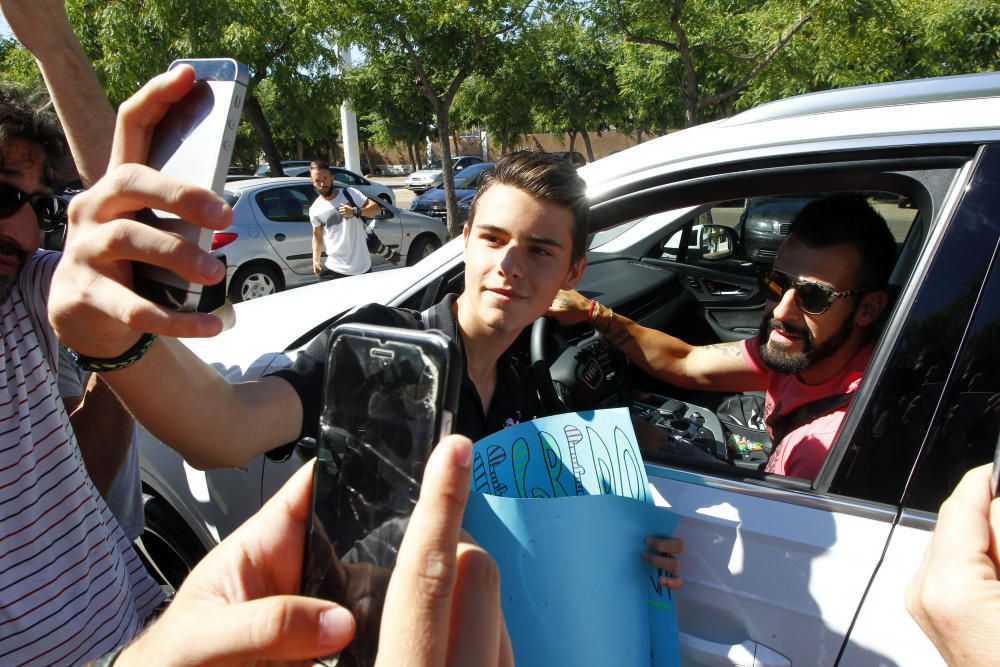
1;15;12;38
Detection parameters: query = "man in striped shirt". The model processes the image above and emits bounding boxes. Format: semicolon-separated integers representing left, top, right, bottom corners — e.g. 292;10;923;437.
0;87;162;665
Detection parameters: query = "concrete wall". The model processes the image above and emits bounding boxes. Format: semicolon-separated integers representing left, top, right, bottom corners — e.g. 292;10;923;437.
363;130;647;174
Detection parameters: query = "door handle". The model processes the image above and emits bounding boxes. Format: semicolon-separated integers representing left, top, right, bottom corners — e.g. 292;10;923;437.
679;631;790;667
274;233;286;241
704;280;749;296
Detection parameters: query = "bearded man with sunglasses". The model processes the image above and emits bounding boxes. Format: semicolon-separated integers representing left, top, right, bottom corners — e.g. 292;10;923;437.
549;194;897;480
0;87;163;663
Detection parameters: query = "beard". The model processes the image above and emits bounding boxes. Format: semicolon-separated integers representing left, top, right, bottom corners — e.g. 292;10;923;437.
0;237;28;304
757;301;858;375
317;182;336;197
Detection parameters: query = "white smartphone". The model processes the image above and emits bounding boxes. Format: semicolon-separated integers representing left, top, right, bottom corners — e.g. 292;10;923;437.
133;58;248;312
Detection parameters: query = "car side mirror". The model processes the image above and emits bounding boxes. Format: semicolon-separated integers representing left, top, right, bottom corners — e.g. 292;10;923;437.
698;224;737;261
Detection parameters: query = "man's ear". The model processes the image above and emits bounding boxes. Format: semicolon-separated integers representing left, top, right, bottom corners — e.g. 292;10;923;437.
856;290;889;326
562;256;587;289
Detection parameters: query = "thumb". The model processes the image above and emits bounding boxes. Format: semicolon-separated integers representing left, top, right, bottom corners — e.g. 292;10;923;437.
124;596;356;666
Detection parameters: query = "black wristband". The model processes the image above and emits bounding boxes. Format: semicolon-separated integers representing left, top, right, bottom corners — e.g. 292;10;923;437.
69;333;158;373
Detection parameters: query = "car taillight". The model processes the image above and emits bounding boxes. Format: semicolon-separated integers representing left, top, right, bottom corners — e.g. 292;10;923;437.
211;232;238;250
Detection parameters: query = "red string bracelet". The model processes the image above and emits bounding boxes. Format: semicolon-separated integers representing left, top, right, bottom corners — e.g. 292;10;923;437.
588;299;597;322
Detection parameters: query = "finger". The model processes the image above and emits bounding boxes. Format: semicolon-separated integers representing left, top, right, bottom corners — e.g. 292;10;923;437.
377;434;473;666
69;270;223;340
224;460;317;594
447;543;502;666
175;596;355;665
645;535;685;555
498;613;515;667
111;65;197;168
642;550;681;576
72;163;232;235
932;465;994;566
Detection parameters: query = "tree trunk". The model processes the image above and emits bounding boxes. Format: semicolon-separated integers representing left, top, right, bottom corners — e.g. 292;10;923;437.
568;130;578;154
580;129;595;162
435;106;461;239
244;94;284;176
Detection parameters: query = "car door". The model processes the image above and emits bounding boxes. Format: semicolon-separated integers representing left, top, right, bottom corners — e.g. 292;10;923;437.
596;149;988;666
367;203;404;269
835;146;1000;665
251;184;317;275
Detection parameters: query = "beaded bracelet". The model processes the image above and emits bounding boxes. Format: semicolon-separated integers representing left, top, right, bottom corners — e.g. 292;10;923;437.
69;333;158;373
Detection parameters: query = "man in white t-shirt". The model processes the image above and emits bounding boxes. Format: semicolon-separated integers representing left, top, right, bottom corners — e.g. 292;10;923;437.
309;160;381;280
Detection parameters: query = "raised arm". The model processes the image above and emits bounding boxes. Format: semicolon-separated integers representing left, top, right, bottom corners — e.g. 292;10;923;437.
47;66;304;469
548;289;764;393
0;0;115;185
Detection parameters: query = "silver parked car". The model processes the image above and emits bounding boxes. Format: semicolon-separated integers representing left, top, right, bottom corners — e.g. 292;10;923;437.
216;177;448;301
405;155;484;192
255;162;396;207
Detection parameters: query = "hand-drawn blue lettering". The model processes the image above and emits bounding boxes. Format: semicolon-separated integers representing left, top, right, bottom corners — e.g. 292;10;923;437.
472;451;490;494
486;445;509;496
616;426;649;504
538;431;568;498
586;427;617;496
511;438;530;498
565;425;586;496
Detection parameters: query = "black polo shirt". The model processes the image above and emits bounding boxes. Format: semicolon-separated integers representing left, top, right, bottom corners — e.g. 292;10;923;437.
269;294;541;444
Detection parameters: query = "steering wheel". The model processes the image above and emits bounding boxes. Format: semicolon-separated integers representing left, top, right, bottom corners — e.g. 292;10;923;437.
529;316;630;416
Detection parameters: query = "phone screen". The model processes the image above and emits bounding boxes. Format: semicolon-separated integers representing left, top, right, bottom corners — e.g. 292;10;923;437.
302;324;460;666
134;58;247;312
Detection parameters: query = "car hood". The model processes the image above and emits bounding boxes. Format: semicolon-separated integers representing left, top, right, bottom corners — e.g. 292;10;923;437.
414;187;477;205
181;270;415;369
409;168;444;179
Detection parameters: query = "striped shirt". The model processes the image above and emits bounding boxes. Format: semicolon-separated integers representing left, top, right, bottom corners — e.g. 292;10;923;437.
1;251;162;665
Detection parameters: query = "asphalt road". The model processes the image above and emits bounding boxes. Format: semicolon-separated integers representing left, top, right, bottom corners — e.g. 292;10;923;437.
370;176;414;209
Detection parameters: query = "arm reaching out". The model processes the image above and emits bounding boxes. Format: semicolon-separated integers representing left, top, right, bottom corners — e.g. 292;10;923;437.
548;289;764;393
906;464;1000;666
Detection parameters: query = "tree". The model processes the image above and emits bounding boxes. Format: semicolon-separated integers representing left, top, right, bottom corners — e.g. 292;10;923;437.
452;28;541;155
339;0;537;238
532;17;620;161
344;50;436;170
590;0;891;127
63;0;338;175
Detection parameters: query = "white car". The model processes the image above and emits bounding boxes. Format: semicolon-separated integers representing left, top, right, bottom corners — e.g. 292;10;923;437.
215;177;446;301
405;155;484;192
254;162;396;207
138;72;1000;666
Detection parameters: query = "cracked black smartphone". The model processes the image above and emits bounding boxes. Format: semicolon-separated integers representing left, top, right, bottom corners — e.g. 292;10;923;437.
133;58;247;312
302;323;461;666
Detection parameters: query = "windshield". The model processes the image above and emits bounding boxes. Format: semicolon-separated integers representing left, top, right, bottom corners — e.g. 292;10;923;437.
421;160;442;170
453;163;492;188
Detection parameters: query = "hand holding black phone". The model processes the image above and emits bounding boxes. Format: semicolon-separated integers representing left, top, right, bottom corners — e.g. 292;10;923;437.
302;323;461;666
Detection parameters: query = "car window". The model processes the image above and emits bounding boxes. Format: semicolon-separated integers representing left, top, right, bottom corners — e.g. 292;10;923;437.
592;182;930;497
333;168;361;185
255;187;312;222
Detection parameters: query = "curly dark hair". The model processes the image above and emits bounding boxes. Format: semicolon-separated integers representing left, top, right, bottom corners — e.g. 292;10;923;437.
469;150;589;262
0;85;70;187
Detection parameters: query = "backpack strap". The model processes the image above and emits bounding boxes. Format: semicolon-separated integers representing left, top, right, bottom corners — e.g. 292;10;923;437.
768;392;853;448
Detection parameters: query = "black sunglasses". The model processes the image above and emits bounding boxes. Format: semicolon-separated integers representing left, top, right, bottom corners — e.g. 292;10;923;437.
759;268;863;315
0;182;67;232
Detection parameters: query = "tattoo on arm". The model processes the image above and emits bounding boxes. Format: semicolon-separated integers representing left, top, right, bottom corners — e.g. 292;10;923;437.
601;314;634;347
703;341;743;357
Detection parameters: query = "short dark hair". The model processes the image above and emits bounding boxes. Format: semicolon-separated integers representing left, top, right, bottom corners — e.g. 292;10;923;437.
0;86;69;187
309;159;331;171
469;150;589;261
788;193;897;290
